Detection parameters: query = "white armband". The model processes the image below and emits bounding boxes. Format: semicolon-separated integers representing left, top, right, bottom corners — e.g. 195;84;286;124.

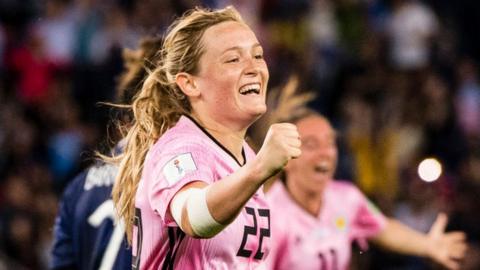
186;187;225;237
170;187;226;238
170;188;193;230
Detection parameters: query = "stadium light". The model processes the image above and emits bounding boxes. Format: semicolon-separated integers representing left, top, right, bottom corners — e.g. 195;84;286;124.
417;158;442;182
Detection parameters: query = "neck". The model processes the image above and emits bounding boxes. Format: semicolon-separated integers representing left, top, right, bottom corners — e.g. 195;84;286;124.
286;179;323;217
190;112;247;163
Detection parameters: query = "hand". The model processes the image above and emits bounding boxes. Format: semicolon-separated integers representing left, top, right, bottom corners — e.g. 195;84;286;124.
255;123;301;179
427;213;468;270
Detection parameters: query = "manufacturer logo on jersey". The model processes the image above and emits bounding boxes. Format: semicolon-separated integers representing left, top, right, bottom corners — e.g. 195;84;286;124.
162;153;197;186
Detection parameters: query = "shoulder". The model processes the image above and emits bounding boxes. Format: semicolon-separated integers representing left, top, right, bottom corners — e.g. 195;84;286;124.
60;162;117;212
326;180;367;205
266;181;288;200
266;181;297;218
61;170;89;203
149;117;212;157
83;162;118;191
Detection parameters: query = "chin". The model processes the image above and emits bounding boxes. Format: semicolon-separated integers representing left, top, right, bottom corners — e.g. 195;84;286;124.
255;108;267;117
308;185;326;196
311;179;329;191
254;104;267;115
245;105;267;118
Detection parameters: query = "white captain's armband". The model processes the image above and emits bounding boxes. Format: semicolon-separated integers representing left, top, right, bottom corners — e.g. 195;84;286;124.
170;187;226;238
170;188;192;230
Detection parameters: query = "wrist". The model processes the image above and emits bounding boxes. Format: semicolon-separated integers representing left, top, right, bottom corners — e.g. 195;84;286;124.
424;237;436;259
246;155;272;185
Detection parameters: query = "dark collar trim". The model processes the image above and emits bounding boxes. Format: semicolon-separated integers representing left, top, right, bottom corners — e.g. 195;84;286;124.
184;114;246;166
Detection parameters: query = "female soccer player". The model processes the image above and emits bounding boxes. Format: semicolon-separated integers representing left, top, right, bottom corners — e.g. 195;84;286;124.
111;6;301;269
266;110;467;270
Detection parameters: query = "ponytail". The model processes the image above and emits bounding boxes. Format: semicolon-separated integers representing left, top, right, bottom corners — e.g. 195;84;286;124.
112;66;188;242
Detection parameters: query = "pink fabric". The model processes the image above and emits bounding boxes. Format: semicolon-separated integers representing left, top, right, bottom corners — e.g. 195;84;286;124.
266;181;386;270
133;116;271;269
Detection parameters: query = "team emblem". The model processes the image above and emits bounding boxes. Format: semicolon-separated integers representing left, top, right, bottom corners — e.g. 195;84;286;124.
334;216;348;232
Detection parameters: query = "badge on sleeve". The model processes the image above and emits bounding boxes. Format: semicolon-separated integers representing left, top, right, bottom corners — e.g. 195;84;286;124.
162;153;197;186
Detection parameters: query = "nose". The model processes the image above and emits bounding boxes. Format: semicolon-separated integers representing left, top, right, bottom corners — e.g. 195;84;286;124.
243;57;260;77
315;144;336;158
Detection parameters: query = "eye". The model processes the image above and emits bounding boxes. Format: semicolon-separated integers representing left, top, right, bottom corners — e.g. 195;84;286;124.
254;54;263;60
226;58;239;63
302;138;319;150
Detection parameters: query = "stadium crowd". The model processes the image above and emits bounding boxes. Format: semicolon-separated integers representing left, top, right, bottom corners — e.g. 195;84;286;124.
0;0;479;269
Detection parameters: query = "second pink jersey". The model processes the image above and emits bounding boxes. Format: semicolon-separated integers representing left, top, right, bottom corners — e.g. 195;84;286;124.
132;115;271;270
266;181;386;270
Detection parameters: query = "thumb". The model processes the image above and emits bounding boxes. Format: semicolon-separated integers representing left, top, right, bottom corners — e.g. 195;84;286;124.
429;212;448;238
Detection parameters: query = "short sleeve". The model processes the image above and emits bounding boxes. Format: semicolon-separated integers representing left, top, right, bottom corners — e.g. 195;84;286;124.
146;139;216;226
350;186;387;246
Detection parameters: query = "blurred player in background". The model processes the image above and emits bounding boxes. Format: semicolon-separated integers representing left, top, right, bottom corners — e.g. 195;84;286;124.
265;108;467;270
50;36;162;270
110;6;301;269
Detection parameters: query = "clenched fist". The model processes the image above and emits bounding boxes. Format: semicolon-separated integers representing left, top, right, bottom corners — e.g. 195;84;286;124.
255;123;301;179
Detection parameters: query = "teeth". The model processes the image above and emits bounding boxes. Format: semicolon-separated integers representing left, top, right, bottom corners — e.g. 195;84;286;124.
240;83;260;95
314;163;329;173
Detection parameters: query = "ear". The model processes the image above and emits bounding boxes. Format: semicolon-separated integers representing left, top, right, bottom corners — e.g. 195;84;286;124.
176;72;200;97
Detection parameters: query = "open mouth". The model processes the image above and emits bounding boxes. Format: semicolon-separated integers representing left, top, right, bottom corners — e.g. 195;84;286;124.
239;83;261;95
314;164;330;174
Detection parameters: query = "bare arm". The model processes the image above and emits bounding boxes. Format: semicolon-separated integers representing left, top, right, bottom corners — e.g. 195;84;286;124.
371;214;467;270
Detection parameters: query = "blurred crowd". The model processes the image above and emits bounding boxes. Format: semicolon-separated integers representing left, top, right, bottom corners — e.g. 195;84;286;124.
0;0;479;269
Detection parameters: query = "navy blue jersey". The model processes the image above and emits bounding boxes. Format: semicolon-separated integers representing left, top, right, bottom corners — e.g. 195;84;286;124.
51;162;131;270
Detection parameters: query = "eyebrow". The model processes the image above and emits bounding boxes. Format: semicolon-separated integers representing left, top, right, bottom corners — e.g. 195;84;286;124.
221;43;262;54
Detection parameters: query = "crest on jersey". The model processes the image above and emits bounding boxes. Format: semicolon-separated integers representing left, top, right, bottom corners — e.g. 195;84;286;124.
162;153;197;186
334;216;348;232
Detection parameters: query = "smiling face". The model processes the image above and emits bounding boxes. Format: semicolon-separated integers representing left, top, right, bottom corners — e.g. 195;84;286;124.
285;115;338;195
192;21;269;128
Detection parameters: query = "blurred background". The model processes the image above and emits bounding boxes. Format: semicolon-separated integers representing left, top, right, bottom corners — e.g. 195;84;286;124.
0;0;479;269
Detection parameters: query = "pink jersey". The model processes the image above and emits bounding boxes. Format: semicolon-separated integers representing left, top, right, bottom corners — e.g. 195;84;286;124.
133;115;271;270
266;181;386;270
